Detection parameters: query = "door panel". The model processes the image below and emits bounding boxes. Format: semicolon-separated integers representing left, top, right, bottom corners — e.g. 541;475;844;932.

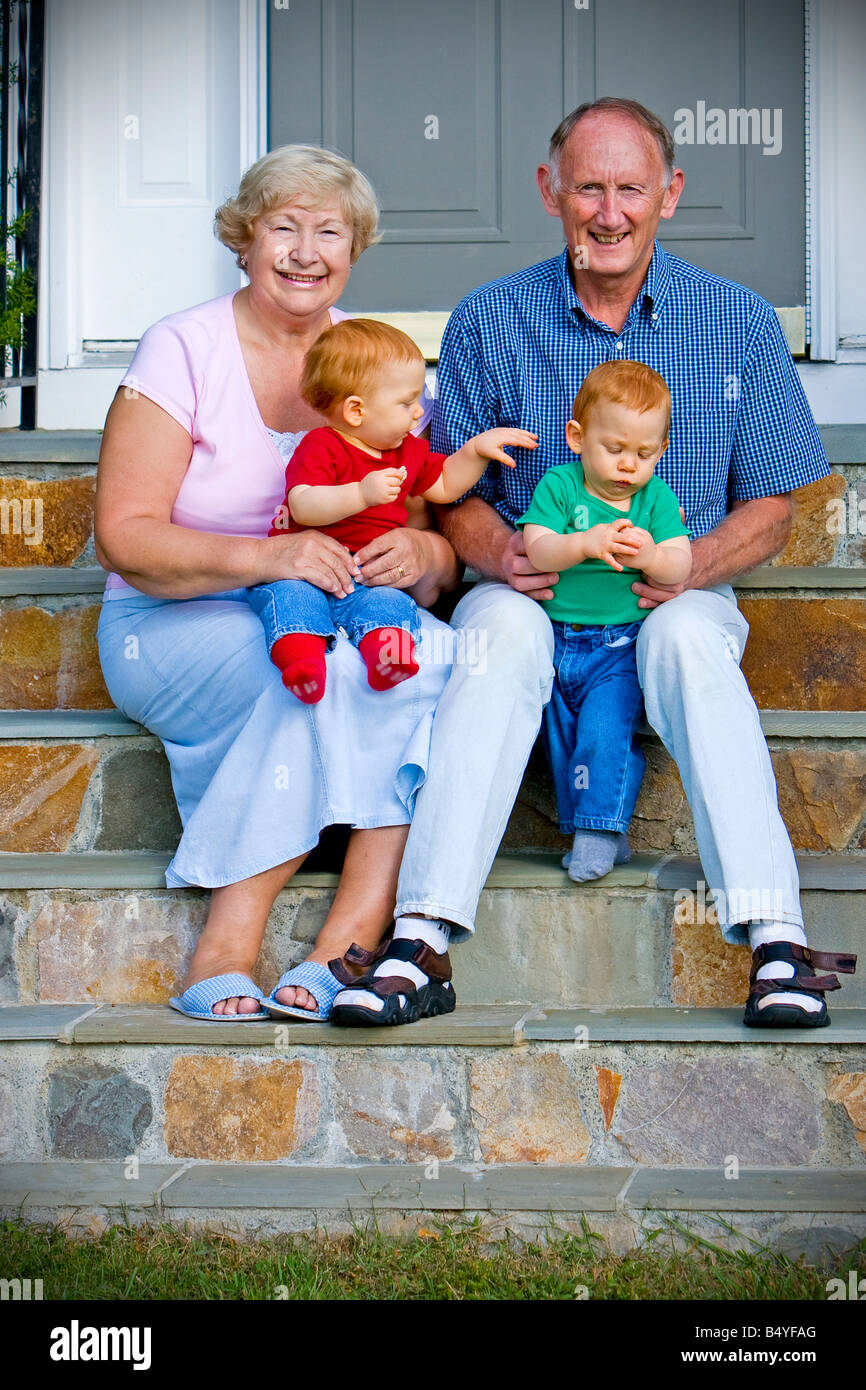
268;0;805;311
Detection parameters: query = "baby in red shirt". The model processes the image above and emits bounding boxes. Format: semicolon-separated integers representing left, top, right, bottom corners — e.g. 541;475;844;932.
249;319;535;702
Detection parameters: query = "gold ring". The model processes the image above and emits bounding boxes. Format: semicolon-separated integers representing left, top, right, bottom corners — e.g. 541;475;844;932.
397;565;405;578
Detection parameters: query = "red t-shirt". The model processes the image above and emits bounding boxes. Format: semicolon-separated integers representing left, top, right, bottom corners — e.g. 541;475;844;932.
270;427;447;550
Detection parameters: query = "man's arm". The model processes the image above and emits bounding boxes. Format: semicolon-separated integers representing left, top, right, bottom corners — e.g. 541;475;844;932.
632;494;792;608
435;496;560;602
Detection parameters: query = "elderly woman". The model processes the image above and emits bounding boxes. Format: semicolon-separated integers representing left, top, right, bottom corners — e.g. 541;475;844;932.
95;146;459;1021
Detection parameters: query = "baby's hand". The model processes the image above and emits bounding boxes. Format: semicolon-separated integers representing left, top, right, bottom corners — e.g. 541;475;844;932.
471;428;538;469
584;519;642;572
614;525;656;569
361;466;407;506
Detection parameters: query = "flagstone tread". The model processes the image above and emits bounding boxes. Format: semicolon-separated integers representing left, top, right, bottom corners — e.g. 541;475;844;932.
522;1006;866;1044
0;568;106;595
0;423;860;466
626;1168;866;1213
0;1162;180;1208
160;1164;632;1211
0;430;102;463
0;710;142;737
0;1003;98;1040
54;1002;530;1047
734;567;866;589
817;424;866;463
5;1001;865;1046
1;848;863;891
3;564;865;600
4;708;863;741
655;852;866;891
2;1162;863;1214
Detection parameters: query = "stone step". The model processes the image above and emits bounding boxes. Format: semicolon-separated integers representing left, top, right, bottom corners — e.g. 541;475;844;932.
1;1161;864;1221
4;564;866;598
1;446;863;573
0;429;102;463
3;1002;866;1185
2;425;857;468
3;581;864;711
1;851;862;1009
4;706;865;740
3;1160;865;1255
2;719;864;856
4;1001;865;1046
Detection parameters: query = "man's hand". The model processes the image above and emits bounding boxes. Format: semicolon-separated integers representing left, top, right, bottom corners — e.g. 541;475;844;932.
361;466;406;506
501;528;559;601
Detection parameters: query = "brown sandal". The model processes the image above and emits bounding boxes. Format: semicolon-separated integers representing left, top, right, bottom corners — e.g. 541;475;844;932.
743;941;857;1028
328;936;456;1027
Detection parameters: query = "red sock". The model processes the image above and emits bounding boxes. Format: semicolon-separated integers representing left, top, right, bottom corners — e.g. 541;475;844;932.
270;633;327;703
359;626;419;691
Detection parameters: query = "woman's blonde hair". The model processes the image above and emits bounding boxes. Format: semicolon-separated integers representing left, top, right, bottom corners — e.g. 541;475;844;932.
214;145;381;267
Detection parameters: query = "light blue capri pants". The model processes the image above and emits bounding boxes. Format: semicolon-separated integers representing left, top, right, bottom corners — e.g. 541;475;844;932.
96;586;455;888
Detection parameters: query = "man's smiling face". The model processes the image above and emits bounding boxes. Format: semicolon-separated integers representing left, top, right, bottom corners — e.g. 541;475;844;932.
537;113;683;287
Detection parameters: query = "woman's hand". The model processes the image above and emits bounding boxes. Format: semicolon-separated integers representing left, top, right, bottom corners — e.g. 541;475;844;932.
258;530;360;599
354;527;430;591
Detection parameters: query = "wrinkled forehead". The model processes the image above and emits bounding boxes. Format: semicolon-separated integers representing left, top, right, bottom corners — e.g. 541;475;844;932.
559;114;665;183
259;197;352;228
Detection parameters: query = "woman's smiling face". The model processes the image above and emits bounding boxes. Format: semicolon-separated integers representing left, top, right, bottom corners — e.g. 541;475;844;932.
243;201;354;317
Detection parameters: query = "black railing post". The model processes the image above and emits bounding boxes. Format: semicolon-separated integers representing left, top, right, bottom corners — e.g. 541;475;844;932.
0;0;11;375
18;0;42;428
0;0;42;428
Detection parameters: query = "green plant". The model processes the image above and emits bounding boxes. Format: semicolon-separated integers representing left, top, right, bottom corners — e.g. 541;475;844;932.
0;205;36;405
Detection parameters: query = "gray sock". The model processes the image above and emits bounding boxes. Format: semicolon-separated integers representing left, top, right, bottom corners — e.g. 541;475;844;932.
563;830;630;882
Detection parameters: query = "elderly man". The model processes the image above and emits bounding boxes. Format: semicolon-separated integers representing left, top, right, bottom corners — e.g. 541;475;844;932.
330;96;855;1029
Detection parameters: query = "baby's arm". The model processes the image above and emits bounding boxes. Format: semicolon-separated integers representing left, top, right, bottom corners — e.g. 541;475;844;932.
421;429;538;504
289;468;406;526
615;526;692;585
524;518;641;573
642;536;692;585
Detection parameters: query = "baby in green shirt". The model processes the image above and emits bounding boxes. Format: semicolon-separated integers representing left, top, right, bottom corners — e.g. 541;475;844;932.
518;359;691;881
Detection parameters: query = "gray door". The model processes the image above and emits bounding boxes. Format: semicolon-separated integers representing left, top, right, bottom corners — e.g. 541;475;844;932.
268;0;805;312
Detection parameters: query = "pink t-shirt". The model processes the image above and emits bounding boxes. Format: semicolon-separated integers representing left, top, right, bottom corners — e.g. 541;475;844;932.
105;294;432;595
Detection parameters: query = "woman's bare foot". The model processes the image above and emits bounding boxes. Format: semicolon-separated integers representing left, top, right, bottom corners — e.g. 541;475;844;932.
272;824;410;1013
183;953;262;1016
273;949;333;1012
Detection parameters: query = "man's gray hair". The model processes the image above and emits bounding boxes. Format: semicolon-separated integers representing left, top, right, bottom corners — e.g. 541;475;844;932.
548;97;675;192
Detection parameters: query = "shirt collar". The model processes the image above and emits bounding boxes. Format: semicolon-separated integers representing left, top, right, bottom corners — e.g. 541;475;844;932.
554;240;672;332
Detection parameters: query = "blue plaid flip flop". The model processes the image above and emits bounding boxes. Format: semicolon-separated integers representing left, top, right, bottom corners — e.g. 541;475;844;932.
265;961;344;1021
169;972;271;1020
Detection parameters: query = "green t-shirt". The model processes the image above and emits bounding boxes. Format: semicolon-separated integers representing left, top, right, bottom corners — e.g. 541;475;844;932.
517;466;690;624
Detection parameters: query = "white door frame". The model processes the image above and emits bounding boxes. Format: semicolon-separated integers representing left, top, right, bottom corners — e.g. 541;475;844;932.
806;0;838;362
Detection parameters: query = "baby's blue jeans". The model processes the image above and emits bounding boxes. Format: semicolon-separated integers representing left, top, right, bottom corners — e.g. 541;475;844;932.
544;618;645;834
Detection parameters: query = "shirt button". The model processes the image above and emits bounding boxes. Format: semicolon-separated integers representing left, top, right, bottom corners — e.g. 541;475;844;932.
615;341;623;351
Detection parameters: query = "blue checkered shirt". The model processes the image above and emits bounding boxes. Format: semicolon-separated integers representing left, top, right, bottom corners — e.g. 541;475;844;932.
430;242;828;536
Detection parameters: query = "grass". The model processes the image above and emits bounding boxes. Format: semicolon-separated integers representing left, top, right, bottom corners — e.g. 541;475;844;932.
2;1217;862;1300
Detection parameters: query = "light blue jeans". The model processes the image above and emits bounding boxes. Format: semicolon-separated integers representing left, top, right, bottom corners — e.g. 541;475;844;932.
395;580;802;945
247;578;420;656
